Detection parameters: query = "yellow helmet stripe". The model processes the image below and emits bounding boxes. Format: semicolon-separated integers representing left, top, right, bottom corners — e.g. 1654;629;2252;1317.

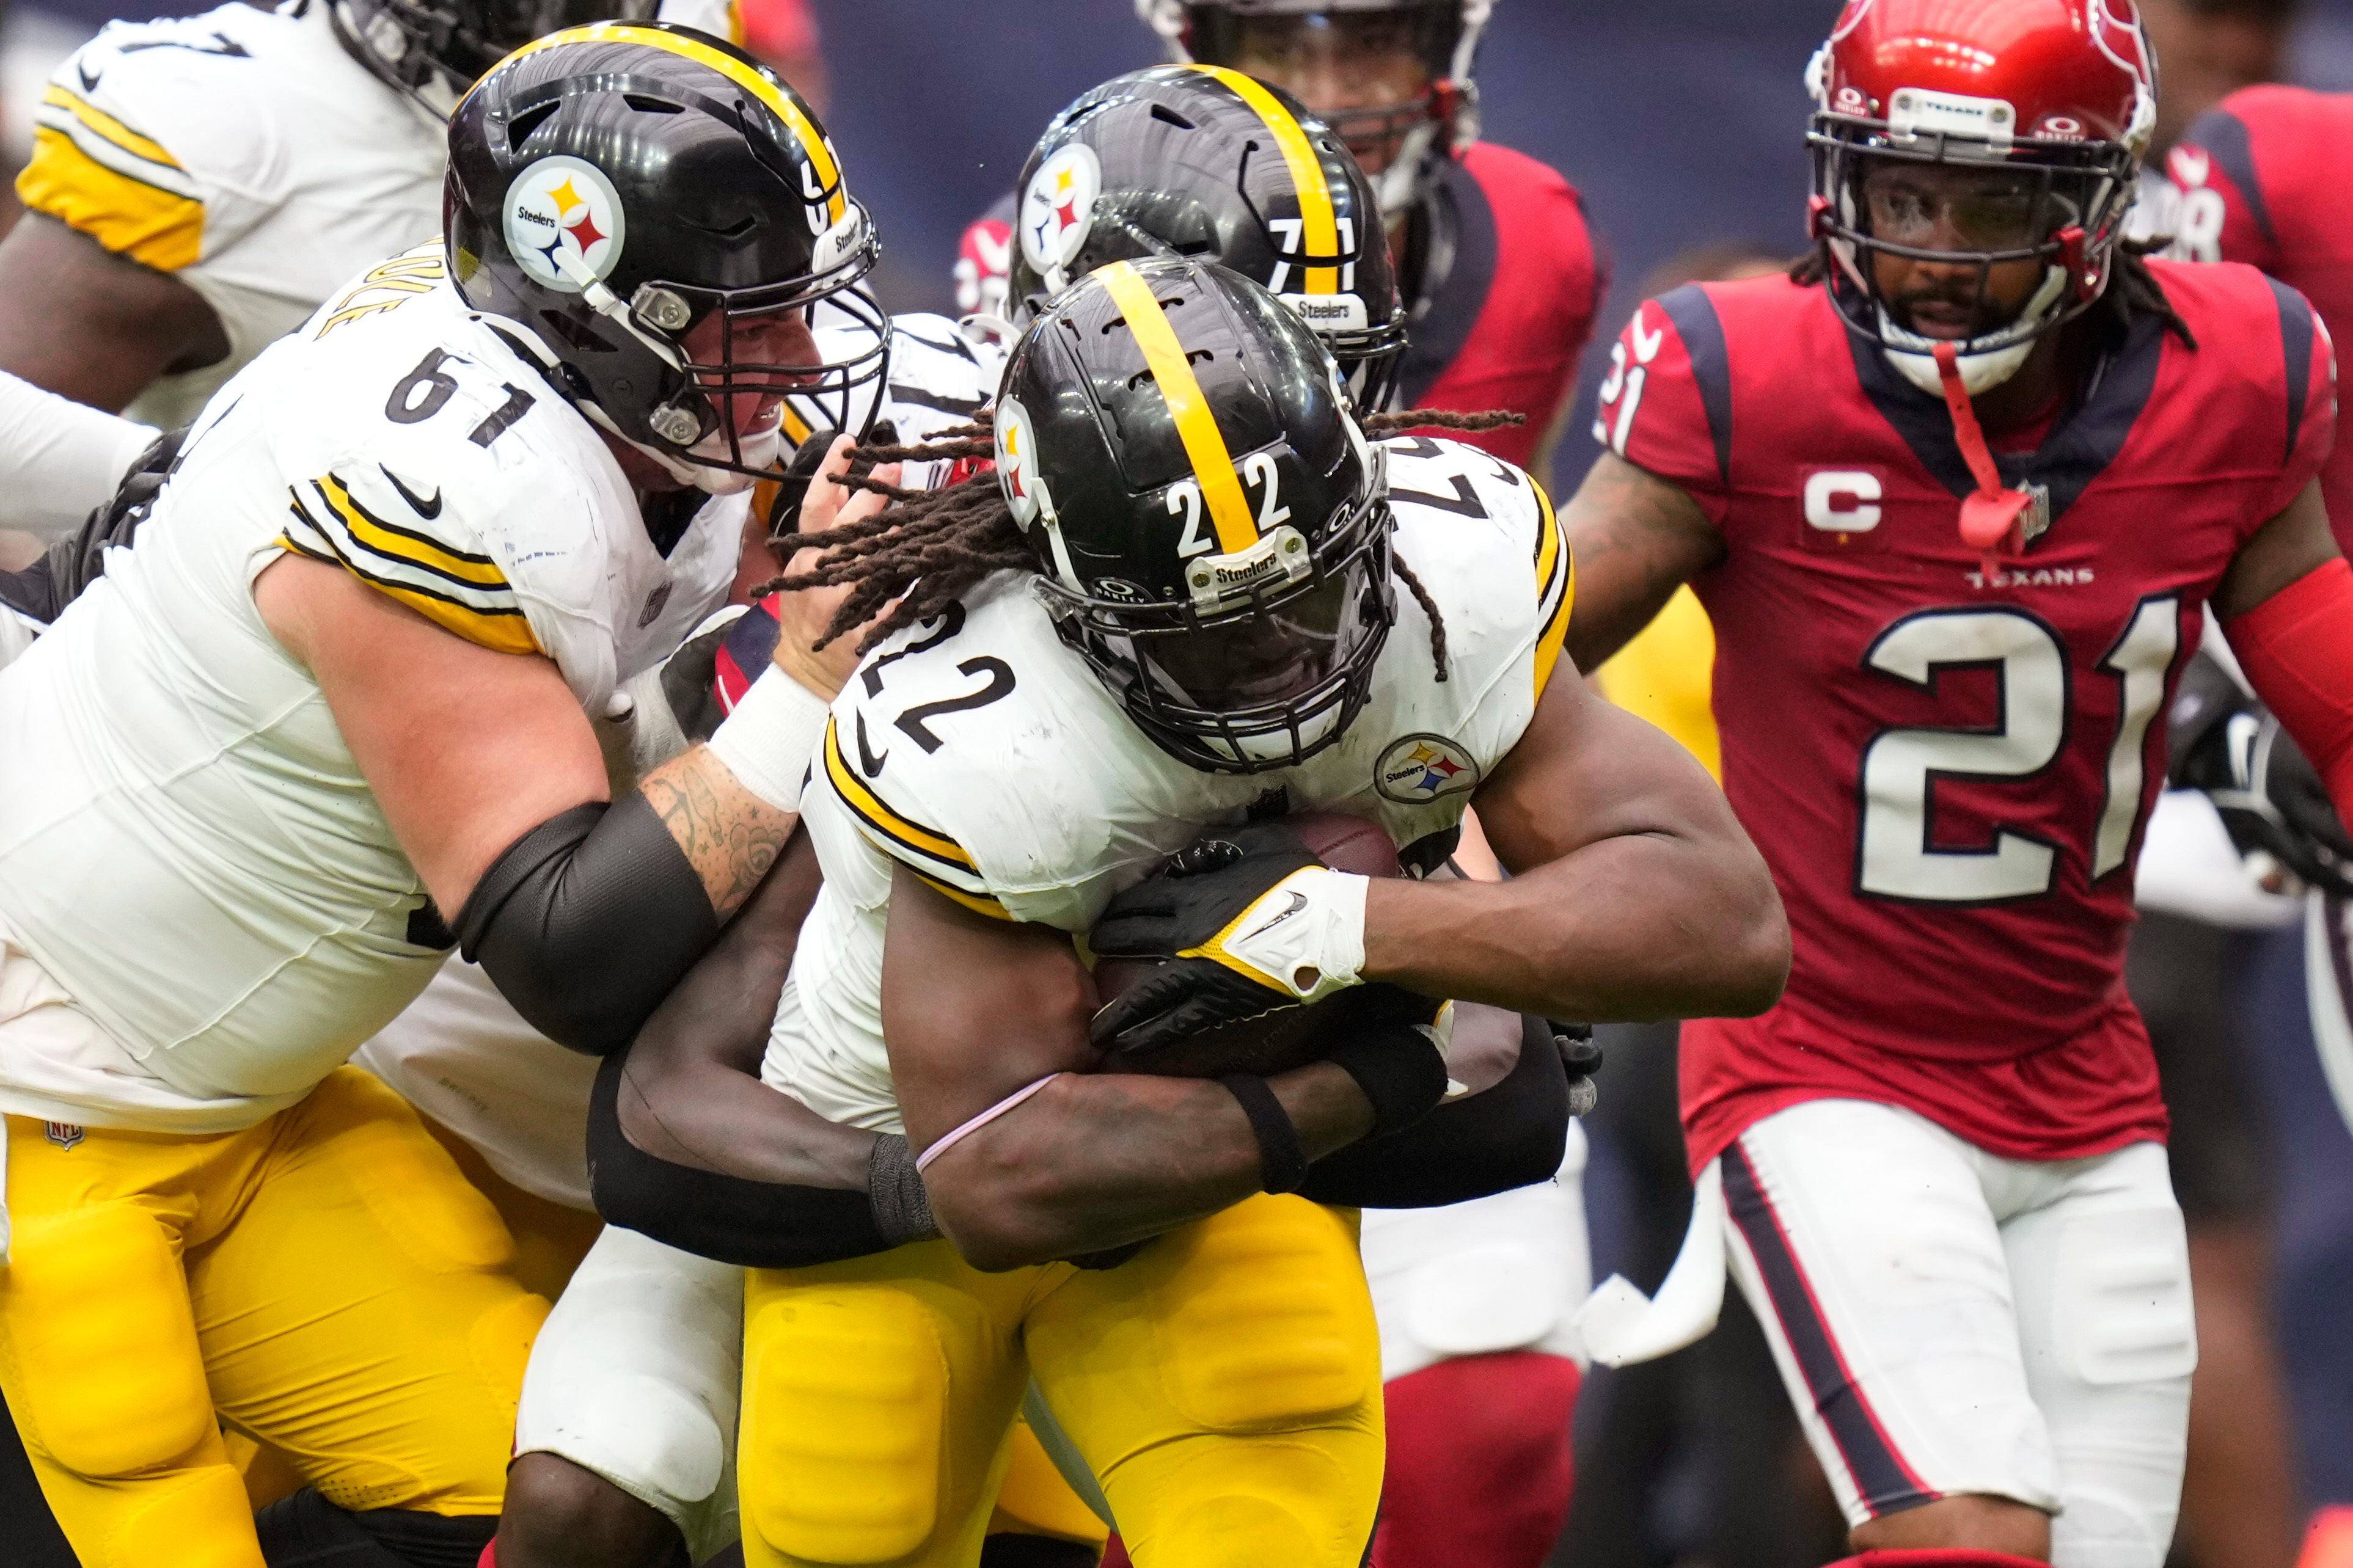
475;23;844;223
1098;260;1257;556
1188;65;1341;296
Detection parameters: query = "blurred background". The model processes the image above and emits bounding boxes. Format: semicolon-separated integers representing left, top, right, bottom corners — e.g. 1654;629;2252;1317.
2;1;2345;1566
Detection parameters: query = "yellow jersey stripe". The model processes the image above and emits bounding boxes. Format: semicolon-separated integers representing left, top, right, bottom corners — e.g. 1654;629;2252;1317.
16;126;202;272
822;718;979;872
914;869;1013;921
1098;260;1257;556
39;85;182;172
279;525;539;655
318;475;510;590
1531;481;1573;700
1190;66;1340;296
481;24;844;223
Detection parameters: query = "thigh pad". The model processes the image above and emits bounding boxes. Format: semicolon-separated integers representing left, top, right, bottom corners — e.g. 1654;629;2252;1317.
4;1202;213;1477
1149;1198;1378;1434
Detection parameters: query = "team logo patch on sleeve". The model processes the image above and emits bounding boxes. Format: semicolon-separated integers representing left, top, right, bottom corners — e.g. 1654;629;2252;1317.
1019;143;1102;283
1375;733;1482;803
505;155;628;294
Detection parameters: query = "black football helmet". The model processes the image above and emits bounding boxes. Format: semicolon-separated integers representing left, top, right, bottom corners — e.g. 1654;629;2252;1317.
998;255;1392;773
1009;65;1407;412
332;0;654;115
447;24;887;494
1136;0;1492;215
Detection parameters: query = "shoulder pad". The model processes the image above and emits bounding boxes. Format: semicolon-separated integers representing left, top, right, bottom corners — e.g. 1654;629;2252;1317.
814;581;1154;930
1383;436;1570;710
267;286;654;702
21;6;312;269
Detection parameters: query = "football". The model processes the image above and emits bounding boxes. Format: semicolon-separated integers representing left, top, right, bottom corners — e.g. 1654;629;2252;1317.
1092;811;1440;1079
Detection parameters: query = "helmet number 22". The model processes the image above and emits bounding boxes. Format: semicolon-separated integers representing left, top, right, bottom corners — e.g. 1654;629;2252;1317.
1856;599;2179;902
1168;456;1290;558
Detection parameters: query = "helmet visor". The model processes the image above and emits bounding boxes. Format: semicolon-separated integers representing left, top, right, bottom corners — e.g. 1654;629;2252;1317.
1139;567;1370;710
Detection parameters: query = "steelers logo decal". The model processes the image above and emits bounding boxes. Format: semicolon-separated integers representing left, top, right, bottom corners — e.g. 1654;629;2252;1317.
995;395;1046;530
505;156;628;294
1374;732;1482;804
1019;143;1102;280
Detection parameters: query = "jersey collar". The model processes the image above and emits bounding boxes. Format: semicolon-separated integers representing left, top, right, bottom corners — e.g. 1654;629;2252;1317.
1845;299;2167;525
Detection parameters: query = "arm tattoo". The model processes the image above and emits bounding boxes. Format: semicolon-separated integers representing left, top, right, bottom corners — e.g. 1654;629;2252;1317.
1559;453;1725;673
639;748;792;916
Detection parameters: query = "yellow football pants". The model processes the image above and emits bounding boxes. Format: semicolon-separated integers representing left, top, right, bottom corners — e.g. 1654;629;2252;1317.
0;1067;549;1568
739;1194;1382;1568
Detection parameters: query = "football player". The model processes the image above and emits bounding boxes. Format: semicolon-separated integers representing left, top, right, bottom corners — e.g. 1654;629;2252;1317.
993;67;1592;1568
1559;2;2353;1567
491;73;1556;1568
957;0;1599;481
2167;89;2353;554
2162;92;2353;1567
685;254;1783;1568
0;29;882;1568
0;0;743;539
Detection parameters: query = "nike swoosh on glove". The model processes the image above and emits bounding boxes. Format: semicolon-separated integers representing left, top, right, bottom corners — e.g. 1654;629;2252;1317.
1088;820;1370;1056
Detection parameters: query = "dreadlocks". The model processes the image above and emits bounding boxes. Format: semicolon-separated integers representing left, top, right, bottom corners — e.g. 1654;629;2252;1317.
1787;236;2196;348
759;407;1527;686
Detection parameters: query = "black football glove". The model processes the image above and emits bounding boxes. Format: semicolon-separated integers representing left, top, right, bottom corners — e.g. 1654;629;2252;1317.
2170;650;2353;896
1088;820;1370;1056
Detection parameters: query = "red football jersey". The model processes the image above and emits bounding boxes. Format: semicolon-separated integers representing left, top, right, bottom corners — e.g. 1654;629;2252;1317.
1391;143;1602;475
950;140;1601;476
2168;87;2353;555
1595;261;2335;1170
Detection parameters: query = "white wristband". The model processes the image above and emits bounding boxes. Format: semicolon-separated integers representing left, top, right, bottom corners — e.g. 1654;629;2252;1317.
1216;867;1370;1002
704;665;832;815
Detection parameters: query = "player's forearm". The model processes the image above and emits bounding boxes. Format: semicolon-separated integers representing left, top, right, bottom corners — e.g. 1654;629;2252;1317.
609;829;868;1190
639;665;835;917
1361;828;1788;1022
0;368;156;538
926;1063;1375;1272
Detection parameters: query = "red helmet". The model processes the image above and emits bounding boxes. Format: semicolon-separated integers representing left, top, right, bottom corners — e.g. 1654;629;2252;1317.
1806;0;2157;393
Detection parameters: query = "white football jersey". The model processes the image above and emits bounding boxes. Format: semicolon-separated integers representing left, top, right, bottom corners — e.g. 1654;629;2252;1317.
0;245;744;1132
763;437;1573;1131
18;0;739;432
349;314;1006;1207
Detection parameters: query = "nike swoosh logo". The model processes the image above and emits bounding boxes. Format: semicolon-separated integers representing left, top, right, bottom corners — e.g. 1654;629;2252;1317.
379;466;442;519
1236;890;1308;946
76;62;101;92
855;711;888;777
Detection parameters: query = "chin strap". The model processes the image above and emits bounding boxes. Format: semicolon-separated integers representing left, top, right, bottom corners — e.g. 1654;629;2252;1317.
1932;341;2038;582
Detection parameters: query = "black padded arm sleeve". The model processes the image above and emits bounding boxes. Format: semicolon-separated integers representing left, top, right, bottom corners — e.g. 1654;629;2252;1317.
587;1053;904;1267
1298;1011;1570;1208
454;794;719;1056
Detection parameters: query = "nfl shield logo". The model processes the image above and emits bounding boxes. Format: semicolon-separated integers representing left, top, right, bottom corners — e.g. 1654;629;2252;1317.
43;1121;83;1150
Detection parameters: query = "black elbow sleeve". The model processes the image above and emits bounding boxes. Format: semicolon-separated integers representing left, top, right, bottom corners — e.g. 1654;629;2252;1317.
455;795;719;1056
586;1054;906;1269
1299;1011;1571;1209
